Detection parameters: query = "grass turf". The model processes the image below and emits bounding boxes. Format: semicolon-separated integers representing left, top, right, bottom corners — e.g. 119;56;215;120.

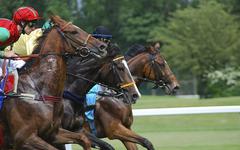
72;96;240;150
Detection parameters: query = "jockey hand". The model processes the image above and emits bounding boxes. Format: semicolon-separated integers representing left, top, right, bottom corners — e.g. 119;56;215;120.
4;50;18;59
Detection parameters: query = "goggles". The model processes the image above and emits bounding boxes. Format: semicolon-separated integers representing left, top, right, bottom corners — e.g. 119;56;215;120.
27;21;37;28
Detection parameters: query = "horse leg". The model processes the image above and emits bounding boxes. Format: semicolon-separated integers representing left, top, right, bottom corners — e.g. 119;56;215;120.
52;128;91;150
84;131;115;150
20;133;58;150
109;123;154;150
122;141;138;150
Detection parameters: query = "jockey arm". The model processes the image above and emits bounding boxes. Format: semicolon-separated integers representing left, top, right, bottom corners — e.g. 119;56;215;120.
0;27;11;57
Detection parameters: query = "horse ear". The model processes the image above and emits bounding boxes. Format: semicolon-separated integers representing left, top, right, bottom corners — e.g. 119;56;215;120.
49;15;58;24
50;15;66;27
147;45;156;54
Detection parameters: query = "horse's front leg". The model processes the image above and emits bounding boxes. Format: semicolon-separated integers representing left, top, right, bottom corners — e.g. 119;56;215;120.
107;123;155;150
52;128;91;150
20;133;58;150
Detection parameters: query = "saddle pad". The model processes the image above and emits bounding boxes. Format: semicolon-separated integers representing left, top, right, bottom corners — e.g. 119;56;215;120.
4;74;14;94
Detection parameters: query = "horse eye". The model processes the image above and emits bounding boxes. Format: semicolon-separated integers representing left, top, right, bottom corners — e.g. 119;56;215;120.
117;65;125;71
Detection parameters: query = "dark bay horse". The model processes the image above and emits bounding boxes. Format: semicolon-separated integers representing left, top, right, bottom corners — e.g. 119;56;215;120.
81;44;180;150
60;51;141;149
0;15;109;150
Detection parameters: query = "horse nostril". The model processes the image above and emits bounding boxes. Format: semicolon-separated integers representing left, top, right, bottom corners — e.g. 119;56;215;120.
174;85;180;90
132;94;139;103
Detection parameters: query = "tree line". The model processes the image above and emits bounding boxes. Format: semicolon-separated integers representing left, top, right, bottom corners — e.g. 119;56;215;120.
1;0;240;97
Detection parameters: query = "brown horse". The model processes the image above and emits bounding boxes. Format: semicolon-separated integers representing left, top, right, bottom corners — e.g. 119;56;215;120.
59;52;141;149
81;44;180;150
0;15;109;150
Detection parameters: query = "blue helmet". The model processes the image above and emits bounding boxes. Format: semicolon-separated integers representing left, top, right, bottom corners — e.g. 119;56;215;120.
92;26;112;39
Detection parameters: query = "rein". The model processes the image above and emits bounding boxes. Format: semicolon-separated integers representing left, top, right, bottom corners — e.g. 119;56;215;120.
0;53;70;61
136;52;172;90
66;72;122;93
2;93;61;102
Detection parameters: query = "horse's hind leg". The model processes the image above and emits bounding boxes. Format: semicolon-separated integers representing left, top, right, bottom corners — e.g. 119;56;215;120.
109;123;154;150
84;131;115;150
52;128;91;150
122;141;138;150
20;134;58;150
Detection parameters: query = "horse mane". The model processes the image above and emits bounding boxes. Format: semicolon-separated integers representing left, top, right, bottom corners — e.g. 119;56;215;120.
124;44;146;60
18;29;52;74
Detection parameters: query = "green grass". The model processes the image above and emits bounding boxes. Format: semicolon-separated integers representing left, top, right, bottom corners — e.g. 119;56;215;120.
72;96;240;150
133;95;240;108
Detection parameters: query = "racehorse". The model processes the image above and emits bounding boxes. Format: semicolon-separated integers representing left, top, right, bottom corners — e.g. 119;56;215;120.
0;15;110;150
81;44;180;150
59;46;141;149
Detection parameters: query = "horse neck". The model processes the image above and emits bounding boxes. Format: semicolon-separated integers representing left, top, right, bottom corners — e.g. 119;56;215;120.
66;57;106;97
127;53;149;86
18;29;67;100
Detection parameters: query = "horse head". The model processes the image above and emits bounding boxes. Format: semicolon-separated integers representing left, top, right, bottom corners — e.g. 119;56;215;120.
127;44;180;95
50;15;107;59
97;55;141;104
66;43;141;104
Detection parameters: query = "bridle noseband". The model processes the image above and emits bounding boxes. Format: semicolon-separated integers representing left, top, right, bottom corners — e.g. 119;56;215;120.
111;56;136;90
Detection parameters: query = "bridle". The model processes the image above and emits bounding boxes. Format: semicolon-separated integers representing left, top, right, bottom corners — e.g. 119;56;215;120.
56;22;106;58
136;52;173;90
111;56;136;90
56;25;93;58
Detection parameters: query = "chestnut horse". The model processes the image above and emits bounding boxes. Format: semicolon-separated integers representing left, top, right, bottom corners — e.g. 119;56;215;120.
0;15;109;150
81;44;180;150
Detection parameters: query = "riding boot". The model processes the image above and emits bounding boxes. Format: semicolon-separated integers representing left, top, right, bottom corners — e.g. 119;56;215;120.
87;118;97;136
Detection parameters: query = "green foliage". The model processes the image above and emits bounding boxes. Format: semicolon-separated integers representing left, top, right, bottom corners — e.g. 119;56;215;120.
0;0;24;18
149;0;240;96
45;0;72;20
118;0;183;48
153;0;240;75
207;68;240;97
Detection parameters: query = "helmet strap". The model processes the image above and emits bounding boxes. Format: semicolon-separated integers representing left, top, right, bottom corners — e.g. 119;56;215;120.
20;22;27;34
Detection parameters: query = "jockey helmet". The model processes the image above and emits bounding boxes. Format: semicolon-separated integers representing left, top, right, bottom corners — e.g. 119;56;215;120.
92;26;112;39
13;6;40;25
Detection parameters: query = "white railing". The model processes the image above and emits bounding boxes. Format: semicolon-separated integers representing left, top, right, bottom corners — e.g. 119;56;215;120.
132;106;240;116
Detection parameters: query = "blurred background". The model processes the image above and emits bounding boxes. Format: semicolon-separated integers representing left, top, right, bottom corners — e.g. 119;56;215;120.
1;0;240;98
1;0;240;150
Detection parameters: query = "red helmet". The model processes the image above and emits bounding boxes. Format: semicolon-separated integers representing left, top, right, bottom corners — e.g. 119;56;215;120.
13;7;40;24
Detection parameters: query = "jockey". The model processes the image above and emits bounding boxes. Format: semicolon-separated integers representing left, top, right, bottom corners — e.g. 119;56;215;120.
92;25;121;57
84;26;121;135
92;26;113;44
0;6;41;57
0;6;40;100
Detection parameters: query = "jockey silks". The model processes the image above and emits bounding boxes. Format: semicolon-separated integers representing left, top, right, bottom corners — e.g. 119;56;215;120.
0;19;20;49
